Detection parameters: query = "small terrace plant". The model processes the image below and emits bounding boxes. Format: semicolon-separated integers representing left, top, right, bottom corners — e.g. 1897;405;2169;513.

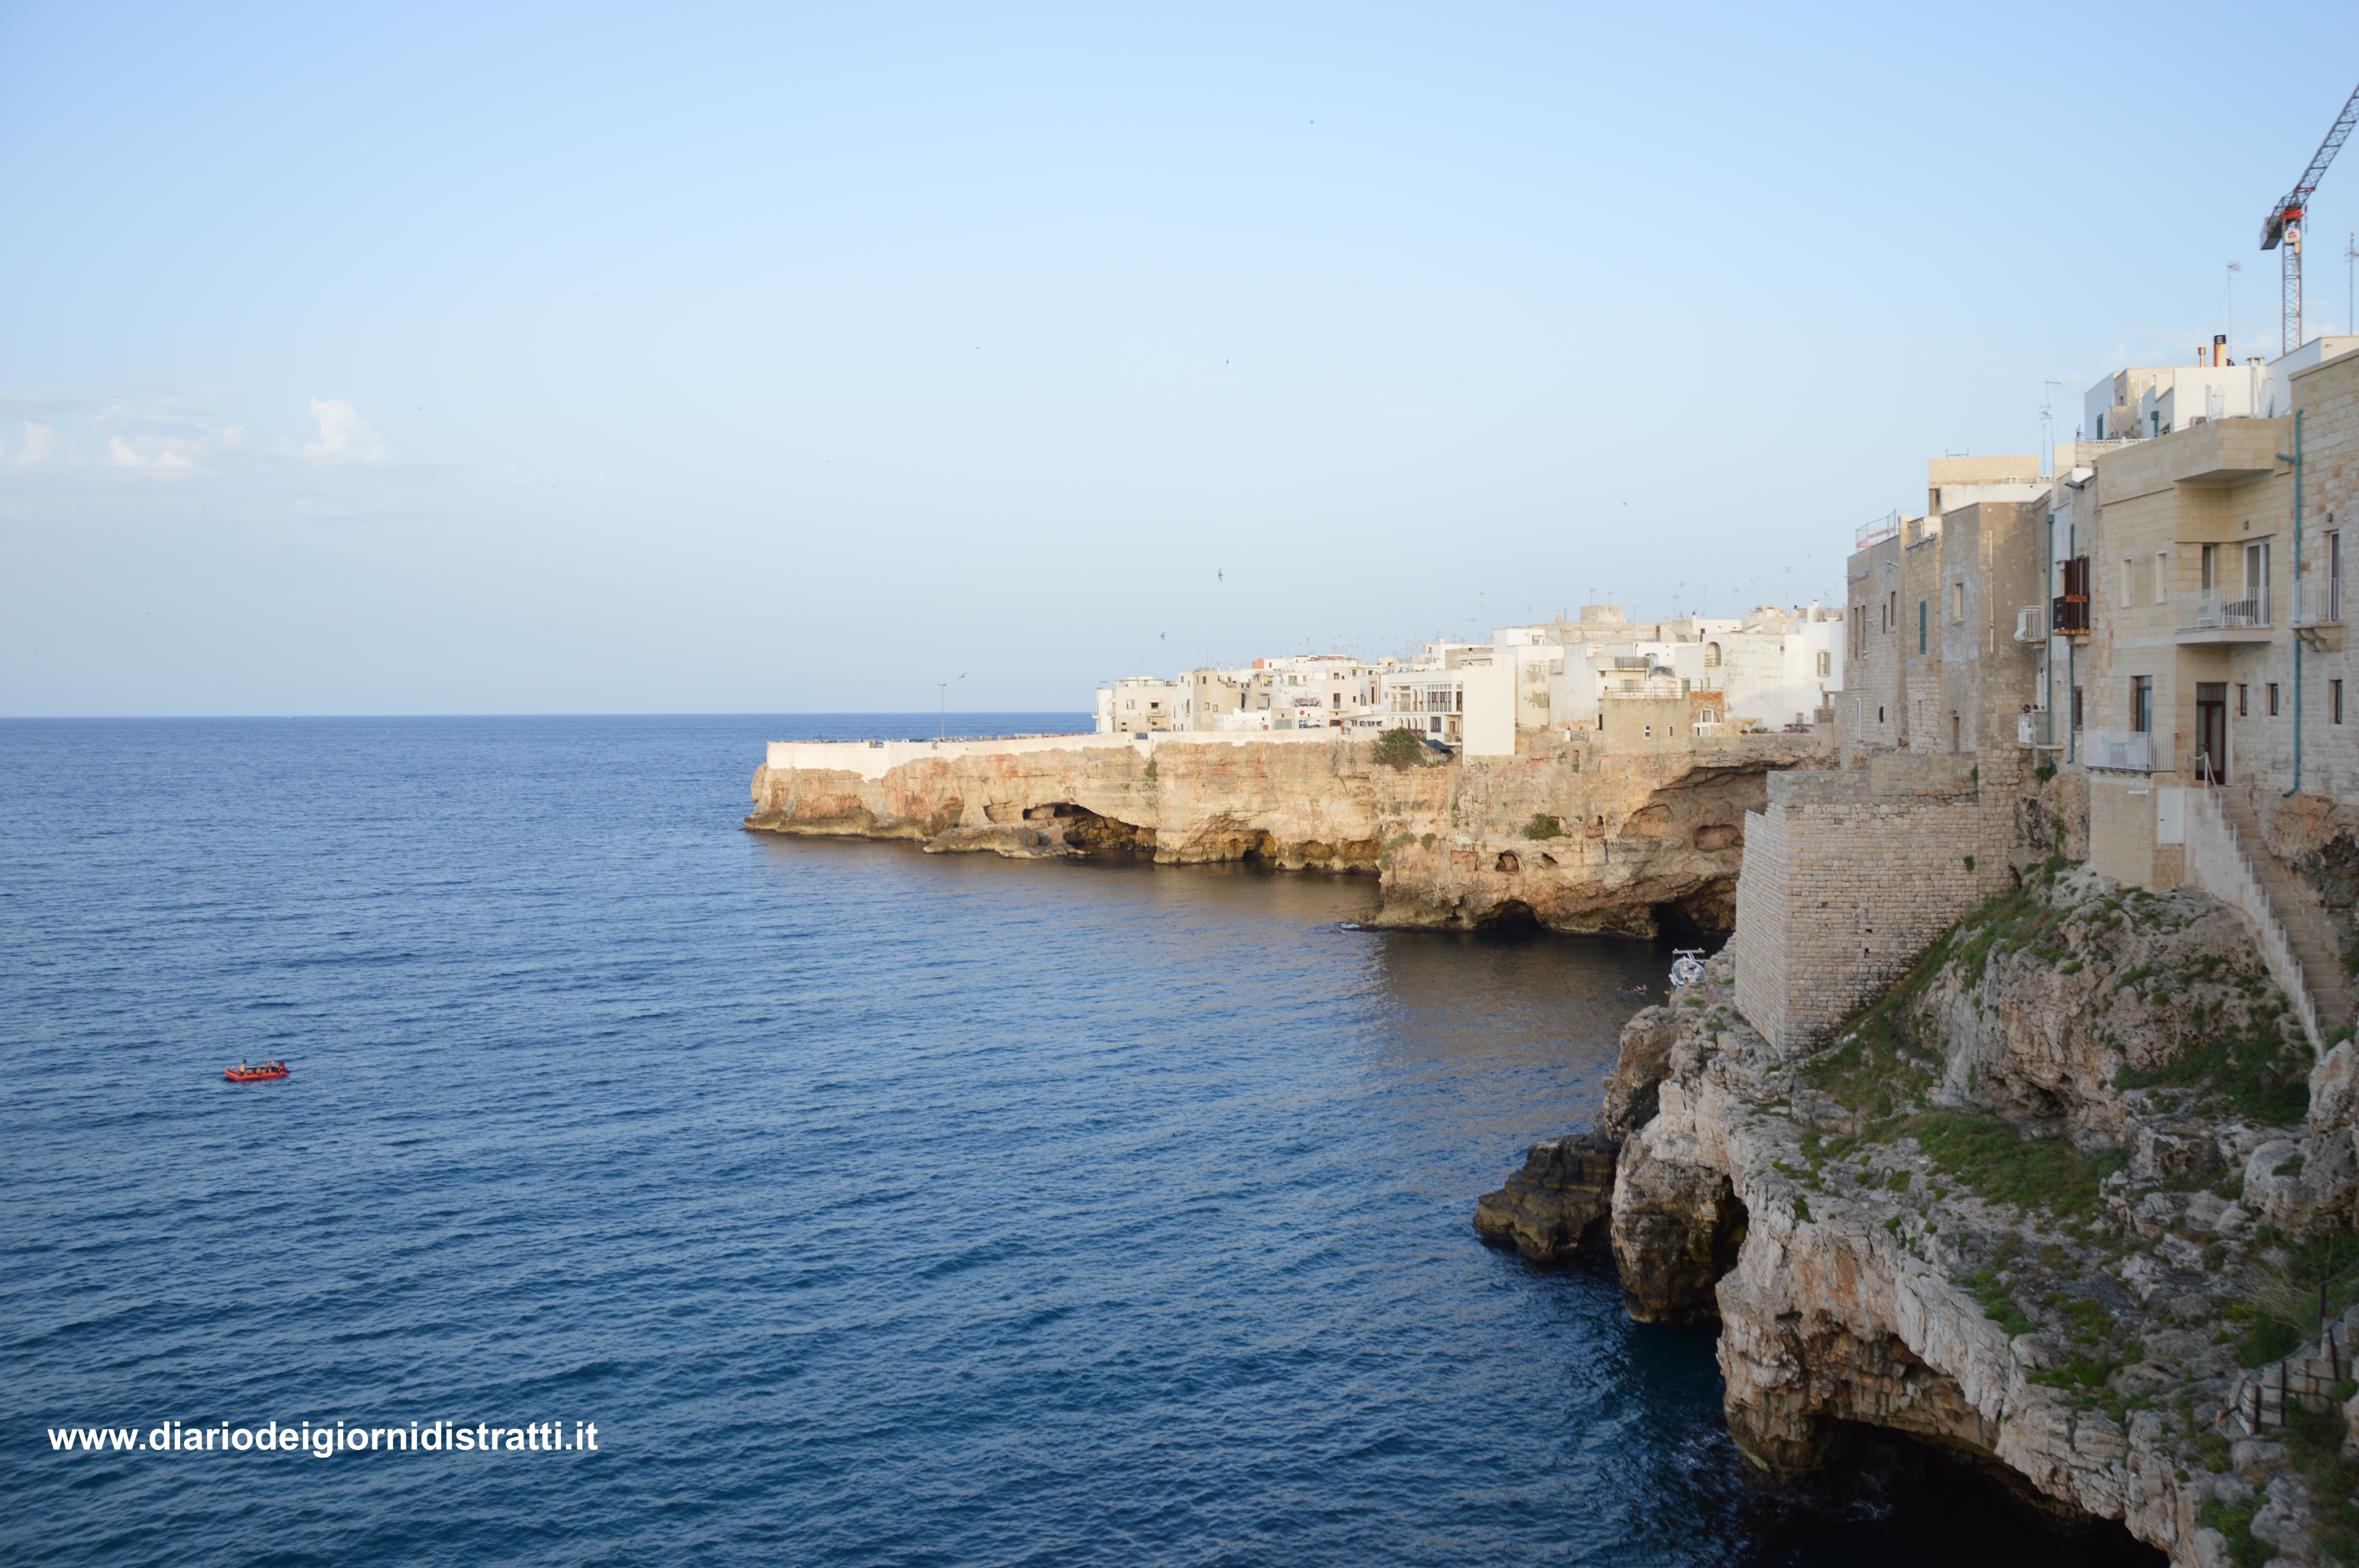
1372;728;1428;771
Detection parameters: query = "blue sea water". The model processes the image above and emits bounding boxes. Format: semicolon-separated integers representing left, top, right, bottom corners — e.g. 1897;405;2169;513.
1;715;2160;1567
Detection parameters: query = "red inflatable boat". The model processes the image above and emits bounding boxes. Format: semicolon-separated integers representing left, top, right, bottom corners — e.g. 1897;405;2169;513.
224;1064;290;1083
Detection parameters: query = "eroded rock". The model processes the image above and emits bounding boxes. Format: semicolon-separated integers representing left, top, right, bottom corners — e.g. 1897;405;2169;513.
1496;862;2359;1564
1472;1131;1619;1262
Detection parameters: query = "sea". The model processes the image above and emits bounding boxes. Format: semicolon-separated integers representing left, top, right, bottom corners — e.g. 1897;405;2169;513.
1;715;2163;1566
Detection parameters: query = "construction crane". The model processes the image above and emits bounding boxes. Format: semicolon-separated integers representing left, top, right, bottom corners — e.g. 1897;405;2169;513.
2261;80;2359;356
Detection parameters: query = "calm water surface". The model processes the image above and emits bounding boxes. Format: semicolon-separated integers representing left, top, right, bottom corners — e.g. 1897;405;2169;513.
2;716;2155;1566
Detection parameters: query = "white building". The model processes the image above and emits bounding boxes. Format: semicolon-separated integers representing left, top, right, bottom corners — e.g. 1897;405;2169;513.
2081;339;2359;443
1443;604;1844;756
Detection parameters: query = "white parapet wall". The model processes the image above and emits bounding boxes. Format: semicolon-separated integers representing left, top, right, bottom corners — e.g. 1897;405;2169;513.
763;728;1349;783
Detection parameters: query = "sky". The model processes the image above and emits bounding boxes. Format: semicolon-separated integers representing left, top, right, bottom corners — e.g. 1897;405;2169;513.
5;2;2359;717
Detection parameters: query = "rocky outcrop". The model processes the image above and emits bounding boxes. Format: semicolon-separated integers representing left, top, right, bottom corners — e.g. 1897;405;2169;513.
1473;1132;1618;1262
749;731;1836;938
1496;865;2359;1564
1370;750;1805;937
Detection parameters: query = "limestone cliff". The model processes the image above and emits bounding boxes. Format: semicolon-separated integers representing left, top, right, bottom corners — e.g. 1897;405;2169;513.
1533;866;2359;1565
748;731;1835;938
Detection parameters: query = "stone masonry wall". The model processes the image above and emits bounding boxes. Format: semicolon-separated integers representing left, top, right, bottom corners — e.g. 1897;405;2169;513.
1731;756;1992;1053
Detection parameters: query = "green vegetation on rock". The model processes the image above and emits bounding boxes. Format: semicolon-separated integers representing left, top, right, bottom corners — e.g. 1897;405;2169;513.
1371;728;1427;771
1521;814;1565;840
2199;1495;2267;1568
2114;1025;2309;1125
1904;1110;2122;1219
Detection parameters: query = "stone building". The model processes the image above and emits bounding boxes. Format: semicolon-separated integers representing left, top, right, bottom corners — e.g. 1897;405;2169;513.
2059;349;2359;880
1841;457;2046;755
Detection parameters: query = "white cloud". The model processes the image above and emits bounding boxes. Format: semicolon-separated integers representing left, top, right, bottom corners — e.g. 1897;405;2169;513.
108;434;202;468
304;399;392;465
19;421;57;465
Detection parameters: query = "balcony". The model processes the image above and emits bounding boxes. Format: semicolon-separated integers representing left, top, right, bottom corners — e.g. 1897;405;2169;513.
2293;576;2346;652
2014;605;2048;642
2292;577;2343;628
2176;589;2272;642
2084;730;2172;773
2016;709;2058;748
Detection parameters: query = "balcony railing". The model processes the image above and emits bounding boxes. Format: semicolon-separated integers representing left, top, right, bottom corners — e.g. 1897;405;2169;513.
2052;594;2091;635
2084;729;2172;772
2016;709;2057;747
2292;577;2343;628
2014;605;2048;642
1856;511;1899;549
2178;589;2270;633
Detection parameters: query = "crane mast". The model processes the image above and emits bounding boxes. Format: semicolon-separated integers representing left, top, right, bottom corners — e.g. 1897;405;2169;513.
2262;81;2359;356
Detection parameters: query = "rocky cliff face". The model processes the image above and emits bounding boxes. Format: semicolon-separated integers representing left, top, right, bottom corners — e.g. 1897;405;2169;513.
1471;1131;1617;1262
748;732;1835;938
1487;864;2359;1565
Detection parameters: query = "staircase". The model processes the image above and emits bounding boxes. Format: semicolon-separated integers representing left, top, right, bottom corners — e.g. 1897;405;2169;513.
2217;789;2355;1040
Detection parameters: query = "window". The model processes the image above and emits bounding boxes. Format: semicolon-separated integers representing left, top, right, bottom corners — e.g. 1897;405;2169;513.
1888;590;1896;632
2154;551;2169;605
1877;706;1885;724
2202;543;2217;593
2336;680;2346;725
2268;682;2281;717
2121;559;2135;608
1817;650;1831;677
2332;530;2344;622
2132;675;2153;733
1917;599;1927;653
1704;641;1721;668
2071;687;2084;731
2238;683;2249;716
1951;582;1964;622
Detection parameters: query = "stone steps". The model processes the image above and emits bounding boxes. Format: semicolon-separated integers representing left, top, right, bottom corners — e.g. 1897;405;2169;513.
2217;791;2353;1035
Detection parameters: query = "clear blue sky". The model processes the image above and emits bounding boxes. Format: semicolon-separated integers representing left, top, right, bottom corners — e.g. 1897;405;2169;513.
5;2;2357;715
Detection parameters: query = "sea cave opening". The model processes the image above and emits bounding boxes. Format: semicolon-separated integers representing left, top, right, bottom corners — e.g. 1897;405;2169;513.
1796;1424;2167;1564
1475;898;1540;931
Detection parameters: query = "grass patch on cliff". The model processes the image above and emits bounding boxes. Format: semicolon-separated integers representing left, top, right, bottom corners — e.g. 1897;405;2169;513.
2283;1401;2359;1565
1957;1239;2037;1337
1900;1110;2123;1220
1521;814;1566;840
2197;1496;2267;1568
1805;878;2072;1123
2226;1232;2359;1368
2113;1022;2310;1125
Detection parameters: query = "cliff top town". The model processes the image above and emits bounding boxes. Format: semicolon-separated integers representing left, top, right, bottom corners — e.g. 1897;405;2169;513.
754;337;2359;1563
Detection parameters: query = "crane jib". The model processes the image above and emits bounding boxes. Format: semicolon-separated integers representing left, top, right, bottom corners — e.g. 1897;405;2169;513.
2262;81;2359;252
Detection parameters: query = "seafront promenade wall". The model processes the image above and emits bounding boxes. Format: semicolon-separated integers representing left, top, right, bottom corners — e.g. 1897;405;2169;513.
747;728;1841;938
763;730;1339;783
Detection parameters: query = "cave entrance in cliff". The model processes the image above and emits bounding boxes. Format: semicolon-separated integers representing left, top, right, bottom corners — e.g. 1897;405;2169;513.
1650;896;1729;946
1474;898;1540;931
1807;1425;2166;1563
1026;804;1144;855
